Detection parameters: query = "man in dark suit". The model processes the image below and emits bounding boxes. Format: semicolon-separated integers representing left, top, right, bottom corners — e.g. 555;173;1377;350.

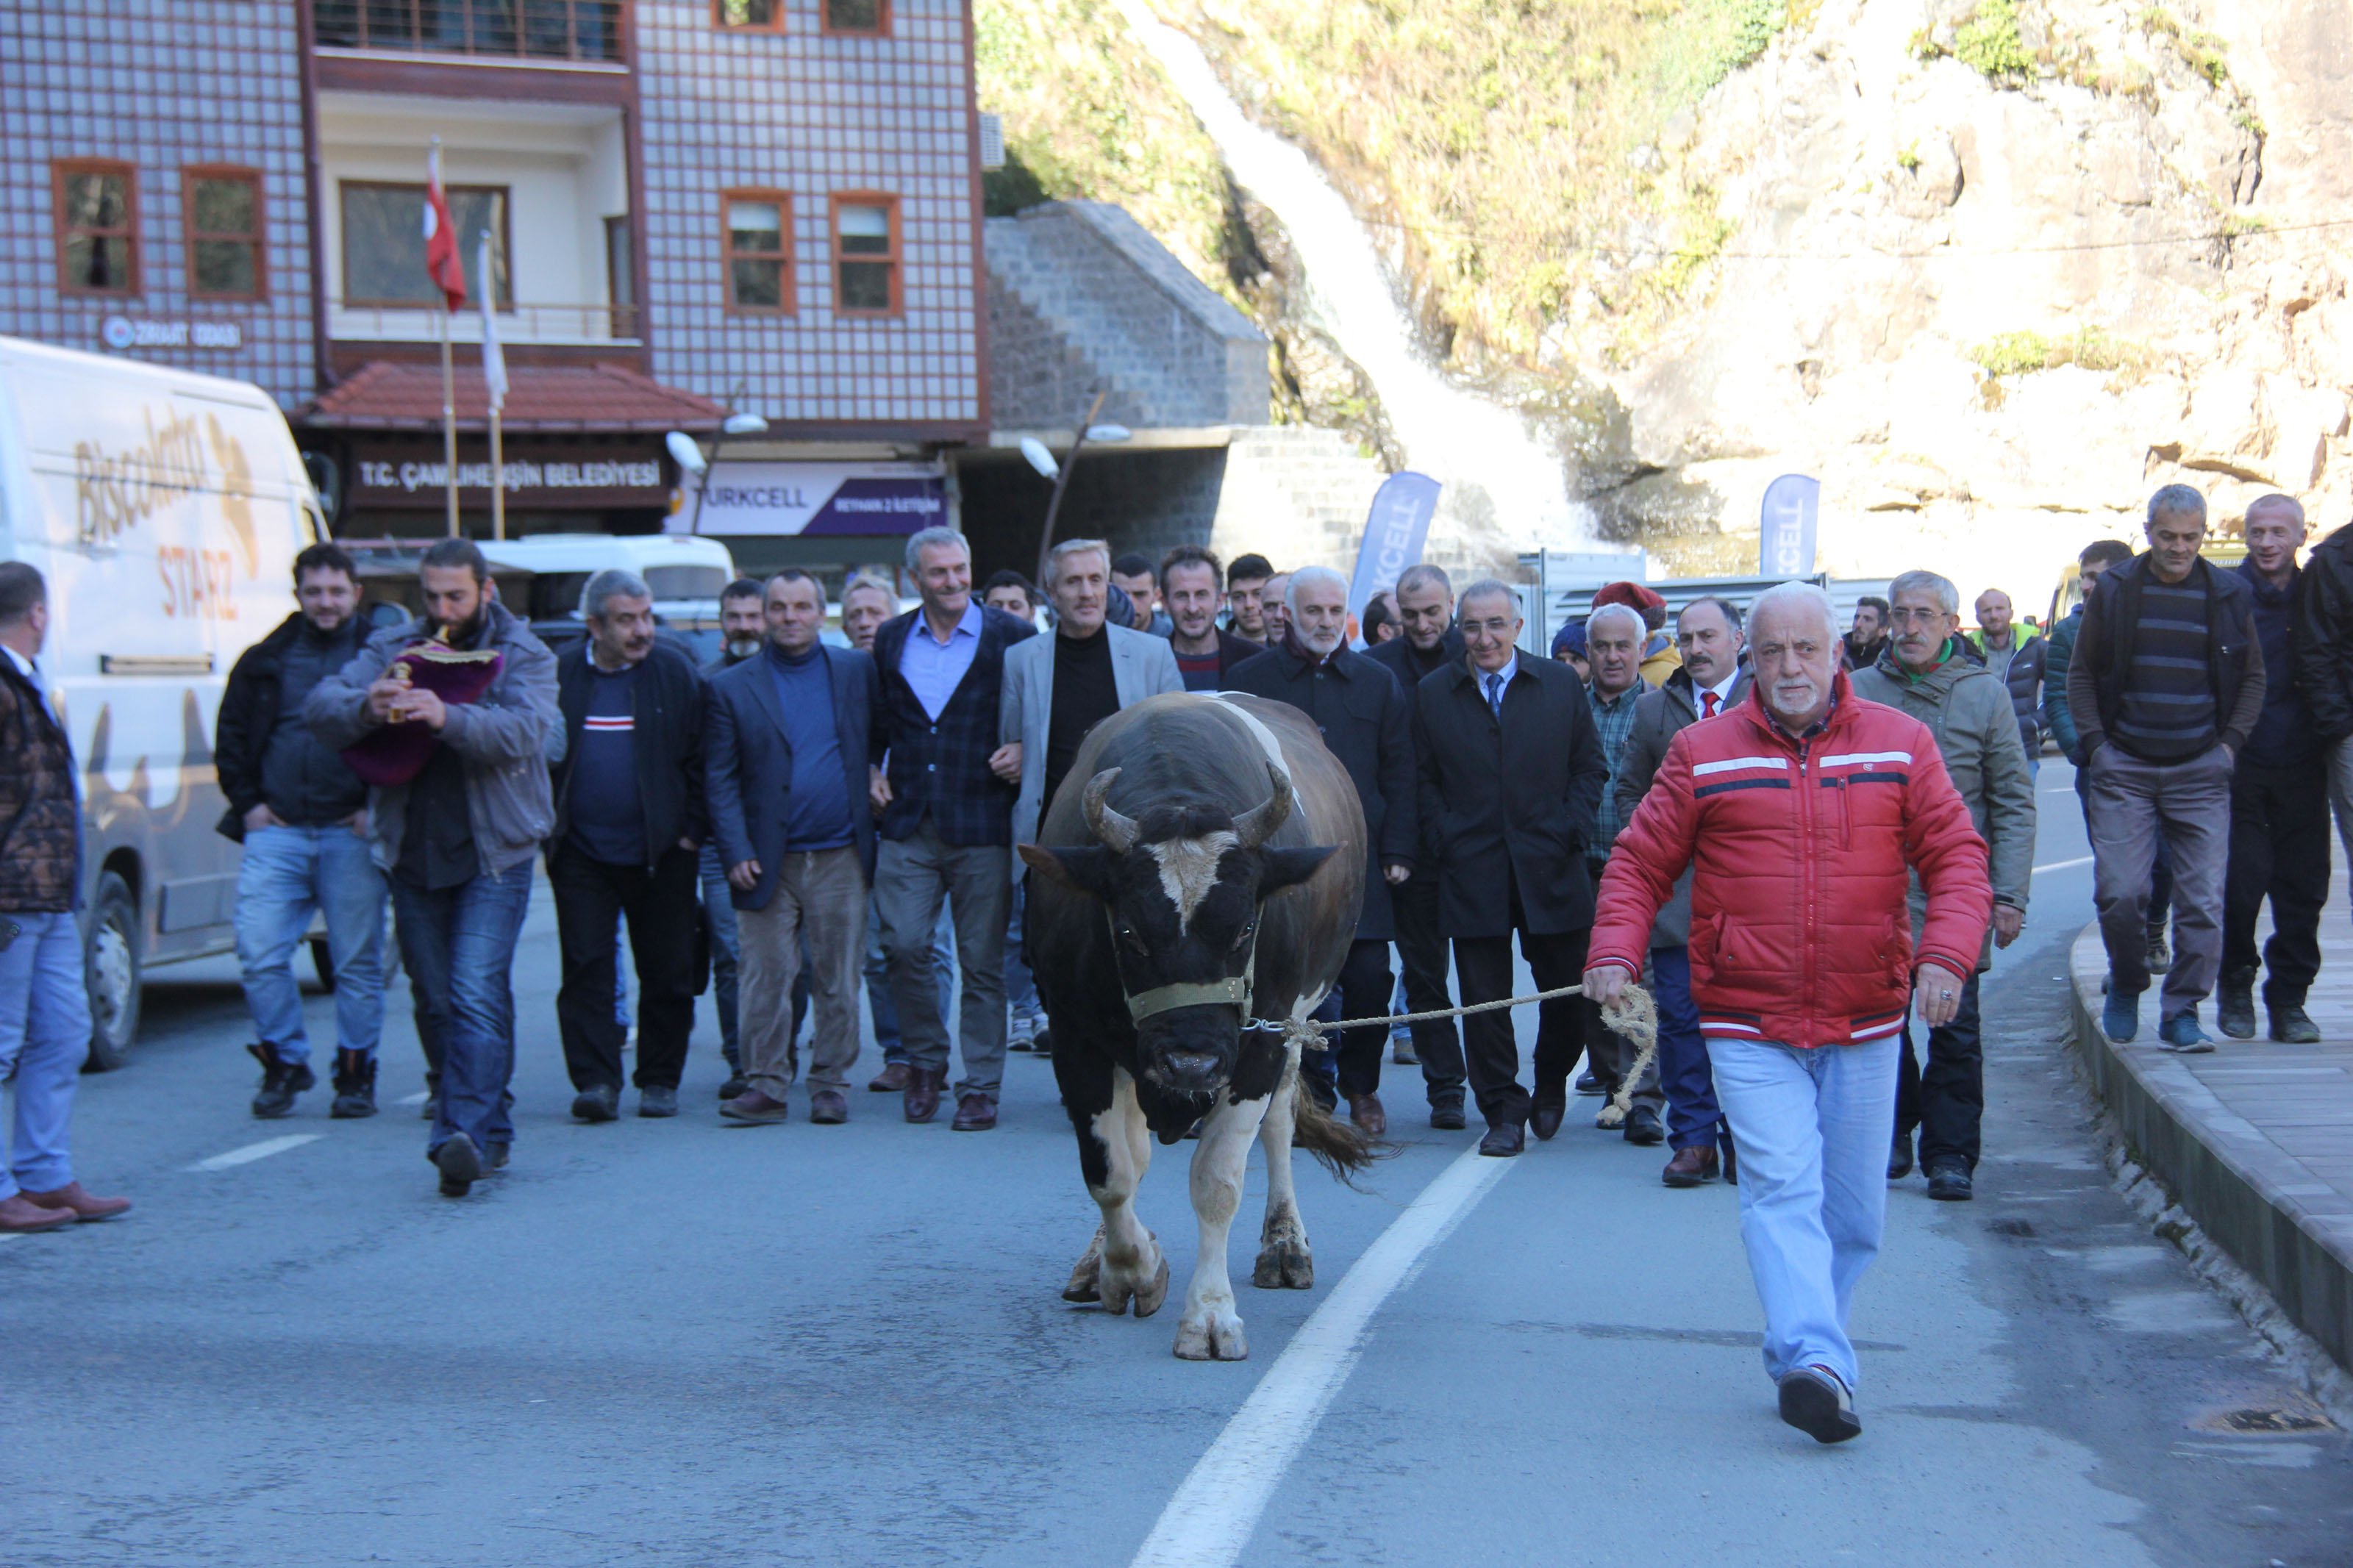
867;526;1036;1129
1413;579;1609;1156
1226;565;1416;1134
1364;564;1469;1127
705;570;880;1125
548;569;708;1123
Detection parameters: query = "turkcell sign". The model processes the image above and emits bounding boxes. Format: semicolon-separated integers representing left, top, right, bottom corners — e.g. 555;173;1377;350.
1758;473;1821;578
1345;470;1443;626
674;461;947;537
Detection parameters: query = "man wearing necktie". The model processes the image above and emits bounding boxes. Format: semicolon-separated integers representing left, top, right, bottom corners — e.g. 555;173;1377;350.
1411;581;1609;1156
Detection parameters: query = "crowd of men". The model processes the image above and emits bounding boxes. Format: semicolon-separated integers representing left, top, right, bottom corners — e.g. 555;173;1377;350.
0;484;2342;1445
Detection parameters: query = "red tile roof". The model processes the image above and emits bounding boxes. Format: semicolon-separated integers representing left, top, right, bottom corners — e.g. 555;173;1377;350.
304;361;728;434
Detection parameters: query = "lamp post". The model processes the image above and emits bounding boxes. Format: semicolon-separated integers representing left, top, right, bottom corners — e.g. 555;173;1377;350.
665;409;771;534
1029;387;1132;586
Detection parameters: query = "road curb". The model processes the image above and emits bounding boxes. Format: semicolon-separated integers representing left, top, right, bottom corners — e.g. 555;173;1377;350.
2066;924;2353;1376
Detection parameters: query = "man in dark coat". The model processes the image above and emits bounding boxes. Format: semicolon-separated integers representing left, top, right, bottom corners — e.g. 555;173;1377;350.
548;568;708;1123
1363;562;1471;1127
1162;546;1263;691
1226;565;1415;1135
1413;579;1609;1156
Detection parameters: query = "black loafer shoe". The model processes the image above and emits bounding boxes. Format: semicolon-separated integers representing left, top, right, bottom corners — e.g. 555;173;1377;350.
1429;1100;1468;1132
1778;1364;1861;1444
637;1086;678;1118
432;1133;483;1198
1925;1162;1974;1201
1477;1121;1525;1157
1622;1106;1665;1146
571;1084;620;1123
1573;1071;1603;1096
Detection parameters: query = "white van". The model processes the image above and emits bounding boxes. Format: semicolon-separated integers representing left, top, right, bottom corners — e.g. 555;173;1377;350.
0;335;323;1067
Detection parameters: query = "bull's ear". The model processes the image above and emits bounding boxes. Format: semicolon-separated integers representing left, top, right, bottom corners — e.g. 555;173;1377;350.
1257;845;1338;895
1018;843;1115;898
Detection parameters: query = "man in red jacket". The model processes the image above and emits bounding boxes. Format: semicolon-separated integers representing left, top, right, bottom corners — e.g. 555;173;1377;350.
1585;581;1990;1445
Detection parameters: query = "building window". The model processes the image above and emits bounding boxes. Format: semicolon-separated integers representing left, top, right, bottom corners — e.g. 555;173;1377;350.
721;191;794;314
831;194;899;317
338;182;510;308
54;160;140;296
714;0;782;29
183;167;265;301
822;0;890;36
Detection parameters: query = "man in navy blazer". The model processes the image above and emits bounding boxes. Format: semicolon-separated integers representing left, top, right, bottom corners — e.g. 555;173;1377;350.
704;570;880;1126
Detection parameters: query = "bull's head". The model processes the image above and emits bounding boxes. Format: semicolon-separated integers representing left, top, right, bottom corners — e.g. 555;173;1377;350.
1018;762;1337;1104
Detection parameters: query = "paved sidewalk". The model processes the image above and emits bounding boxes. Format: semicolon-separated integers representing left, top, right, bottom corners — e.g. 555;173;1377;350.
2070;890;2353;1375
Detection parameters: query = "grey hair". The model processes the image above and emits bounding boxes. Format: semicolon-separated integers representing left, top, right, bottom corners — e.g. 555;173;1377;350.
841;571;897;606
1285;564;1348;613
2146;483;2208;527
1396;563;1453;598
1677;594;1743;632
1749;581;1840;646
1888;569;1960;617
581;568;651;620
1047;537;1112;582
1585;602;1646;644
1457;578;1521;617
2245;492;2307;527
904;526;970;572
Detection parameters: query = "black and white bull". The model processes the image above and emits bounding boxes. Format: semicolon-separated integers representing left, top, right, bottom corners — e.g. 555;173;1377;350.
1018;691;1374;1361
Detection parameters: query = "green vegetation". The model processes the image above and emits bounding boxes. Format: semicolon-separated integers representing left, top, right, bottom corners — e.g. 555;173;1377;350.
1968;326;2150;378
2139;8;2229;86
1895;141;1922;171
1915;0;2034;85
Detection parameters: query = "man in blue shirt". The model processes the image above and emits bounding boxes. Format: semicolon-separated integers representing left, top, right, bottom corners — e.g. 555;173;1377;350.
705;570;880;1125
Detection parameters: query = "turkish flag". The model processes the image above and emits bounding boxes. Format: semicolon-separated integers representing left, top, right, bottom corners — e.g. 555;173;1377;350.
423;146;466;309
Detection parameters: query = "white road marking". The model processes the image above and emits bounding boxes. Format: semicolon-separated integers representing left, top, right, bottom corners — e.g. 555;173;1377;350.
2034;855;2094;874
1129;1143;1514;1568
396;1091;430;1106
189;1134;323;1172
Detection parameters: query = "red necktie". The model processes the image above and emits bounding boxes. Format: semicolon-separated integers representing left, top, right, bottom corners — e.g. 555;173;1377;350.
1702;690;1721;718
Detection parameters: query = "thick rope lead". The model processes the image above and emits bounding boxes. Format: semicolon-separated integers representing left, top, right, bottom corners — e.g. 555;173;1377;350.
1268;981;1662;1126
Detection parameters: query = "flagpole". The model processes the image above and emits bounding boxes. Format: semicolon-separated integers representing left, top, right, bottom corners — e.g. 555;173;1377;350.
489;404;505;541
477;227;508;540
440;299;458;538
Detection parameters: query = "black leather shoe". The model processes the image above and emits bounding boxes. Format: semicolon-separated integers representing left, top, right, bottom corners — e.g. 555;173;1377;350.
571;1084;620;1123
2268;1003;2322;1044
2217;971;2257;1039
1925;1162;1974;1201
1622;1106;1665;1146
248;1043;315;1120
637;1086;678;1118
718;1073;749;1100
1573;1071;1603;1096
432;1133;482;1198
1477;1121;1526;1157
1888;1131;1914;1181
1529;1088;1567;1141
1428;1099;1467;1131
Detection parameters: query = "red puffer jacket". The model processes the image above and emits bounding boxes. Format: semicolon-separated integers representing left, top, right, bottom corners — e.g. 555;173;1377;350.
1590;673;1991;1048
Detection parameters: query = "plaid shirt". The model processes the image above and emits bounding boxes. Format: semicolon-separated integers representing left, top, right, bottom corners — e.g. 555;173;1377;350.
1587;681;1643;849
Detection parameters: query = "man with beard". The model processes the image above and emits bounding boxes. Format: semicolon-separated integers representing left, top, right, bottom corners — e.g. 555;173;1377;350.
548;569;707;1123
702;577;765;1099
215;543;388;1120
1842;596;1891;672
307;537;559;1197
1613;595;1749;1186
1226;553;1274;644
1365;563;1470;1128
1161;546;1261;691
1226;565;1415;1133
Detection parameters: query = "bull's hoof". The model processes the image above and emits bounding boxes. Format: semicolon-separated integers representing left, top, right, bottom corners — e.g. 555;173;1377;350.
1101;1238;1170;1319
1252;1238;1314;1290
1062;1226;1104;1303
1174;1309;1249;1361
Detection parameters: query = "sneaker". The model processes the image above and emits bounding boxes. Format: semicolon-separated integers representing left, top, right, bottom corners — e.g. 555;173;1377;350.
2268;1003;2322;1045
1925;1161;1974;1201
247;1043;315;1120
2101;987;2140;1045
1390;1038;1420;1066
2146;927;2172;973
432;1133;483;1198
2216;971;2257;1040
1778;1364;1862;1444
2158;1010;2215;1053
1007;1010;1038;1052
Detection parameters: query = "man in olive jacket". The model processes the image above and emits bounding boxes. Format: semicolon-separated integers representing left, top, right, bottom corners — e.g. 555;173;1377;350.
1853;570;2035;1202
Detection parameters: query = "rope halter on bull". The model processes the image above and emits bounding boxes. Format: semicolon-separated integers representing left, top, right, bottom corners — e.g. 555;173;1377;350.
1083;770;1664;1128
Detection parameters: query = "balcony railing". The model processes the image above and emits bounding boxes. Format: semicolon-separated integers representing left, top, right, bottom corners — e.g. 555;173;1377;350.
313;2;625;65
329;298;640;346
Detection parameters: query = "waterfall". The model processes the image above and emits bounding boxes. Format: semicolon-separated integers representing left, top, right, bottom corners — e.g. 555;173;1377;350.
1113;0;1596;555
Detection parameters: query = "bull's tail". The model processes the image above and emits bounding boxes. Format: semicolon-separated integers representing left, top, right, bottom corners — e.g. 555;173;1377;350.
1291;1074;1393;1184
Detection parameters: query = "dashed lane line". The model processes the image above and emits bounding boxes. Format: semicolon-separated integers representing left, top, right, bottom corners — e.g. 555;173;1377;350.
396;1092;431;1106
188;1134;323;1173
1128;1143;1515;1568
2034;855;2094;874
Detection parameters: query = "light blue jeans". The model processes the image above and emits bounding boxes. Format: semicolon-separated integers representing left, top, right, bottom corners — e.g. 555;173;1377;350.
393;862;535;1156
1707;1034;1900;1393
0;911;89;1199
234;823;389;1065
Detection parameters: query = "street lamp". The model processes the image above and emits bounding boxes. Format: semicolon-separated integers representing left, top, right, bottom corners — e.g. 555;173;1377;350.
1030;387;1132;585
667;409;771;533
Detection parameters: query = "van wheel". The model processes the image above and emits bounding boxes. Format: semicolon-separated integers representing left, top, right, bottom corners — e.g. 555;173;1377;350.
82;871;141;1072
310;936;337;992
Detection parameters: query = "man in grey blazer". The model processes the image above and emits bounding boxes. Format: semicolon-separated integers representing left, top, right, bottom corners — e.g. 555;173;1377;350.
999;537;1185;858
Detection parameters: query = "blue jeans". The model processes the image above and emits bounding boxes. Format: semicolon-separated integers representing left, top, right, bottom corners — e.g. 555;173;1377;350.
1005;882;1038;1023
1651;946;1724;1151
1707;1034;1900;1393
233;823;388;1065
699;843;742;1068
0;911;89;1200
393;862;535;1156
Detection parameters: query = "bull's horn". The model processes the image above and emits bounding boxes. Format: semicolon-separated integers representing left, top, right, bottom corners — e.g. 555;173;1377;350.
1232;762;1293;848
1082;768;1139;853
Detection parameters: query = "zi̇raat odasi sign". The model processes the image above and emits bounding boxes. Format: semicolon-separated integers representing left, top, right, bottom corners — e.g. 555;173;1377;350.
671;461;947;537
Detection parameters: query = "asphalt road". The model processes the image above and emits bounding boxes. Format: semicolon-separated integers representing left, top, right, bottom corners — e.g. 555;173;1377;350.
5;759;2352;1567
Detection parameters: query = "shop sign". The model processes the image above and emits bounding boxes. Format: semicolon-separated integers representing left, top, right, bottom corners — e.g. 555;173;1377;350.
671;461;946;537
101;315;243;351
343;441;671;509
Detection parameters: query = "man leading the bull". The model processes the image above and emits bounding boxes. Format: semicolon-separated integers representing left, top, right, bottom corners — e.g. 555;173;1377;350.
1586;582;1990;1445
1226;565;1415;1135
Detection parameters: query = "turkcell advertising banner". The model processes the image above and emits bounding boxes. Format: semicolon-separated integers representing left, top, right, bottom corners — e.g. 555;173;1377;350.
1758;473;1821;578
1345;470;1443;626
670;461;947;537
